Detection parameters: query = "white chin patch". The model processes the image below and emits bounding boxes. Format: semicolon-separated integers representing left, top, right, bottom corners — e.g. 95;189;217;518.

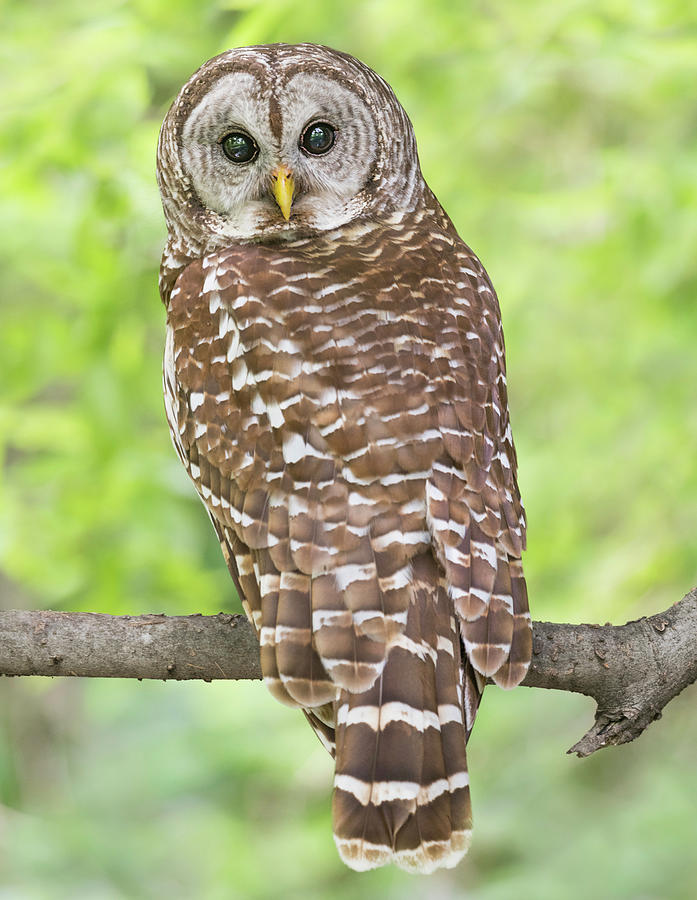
220;194;360;241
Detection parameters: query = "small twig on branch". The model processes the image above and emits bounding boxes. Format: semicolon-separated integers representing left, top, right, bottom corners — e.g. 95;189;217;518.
1;589;695;758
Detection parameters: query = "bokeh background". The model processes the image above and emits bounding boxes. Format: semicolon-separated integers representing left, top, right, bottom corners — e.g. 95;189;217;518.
2;1;697;897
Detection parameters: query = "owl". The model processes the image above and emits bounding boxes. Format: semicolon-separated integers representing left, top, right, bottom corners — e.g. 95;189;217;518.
157;43;531;874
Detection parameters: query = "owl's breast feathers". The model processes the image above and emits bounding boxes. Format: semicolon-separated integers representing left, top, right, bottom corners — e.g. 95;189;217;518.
163;217;532;872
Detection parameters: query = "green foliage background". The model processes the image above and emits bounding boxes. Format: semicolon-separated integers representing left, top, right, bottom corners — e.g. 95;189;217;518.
2;1;697;897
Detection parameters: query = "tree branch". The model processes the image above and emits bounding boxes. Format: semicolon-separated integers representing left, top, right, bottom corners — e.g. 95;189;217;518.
1;589;695;757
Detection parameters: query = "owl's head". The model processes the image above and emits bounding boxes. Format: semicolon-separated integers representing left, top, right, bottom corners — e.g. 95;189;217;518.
157;44;424;250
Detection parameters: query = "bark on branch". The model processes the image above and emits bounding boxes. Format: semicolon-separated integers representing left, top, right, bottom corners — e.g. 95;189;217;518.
1;589;695;758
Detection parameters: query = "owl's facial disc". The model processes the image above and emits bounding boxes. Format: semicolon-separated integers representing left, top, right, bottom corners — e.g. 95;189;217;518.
179;69;380;241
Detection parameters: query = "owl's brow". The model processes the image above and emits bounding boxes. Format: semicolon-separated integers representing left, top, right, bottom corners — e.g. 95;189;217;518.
174;59;271;135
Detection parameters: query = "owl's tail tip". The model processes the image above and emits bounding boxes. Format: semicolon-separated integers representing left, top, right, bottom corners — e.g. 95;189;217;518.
334;830;472;874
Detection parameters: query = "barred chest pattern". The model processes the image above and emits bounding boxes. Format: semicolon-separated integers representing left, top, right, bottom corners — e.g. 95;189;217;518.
158;42;532;874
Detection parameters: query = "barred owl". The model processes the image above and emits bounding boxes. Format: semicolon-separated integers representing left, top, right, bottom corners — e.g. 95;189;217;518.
157;43;531;874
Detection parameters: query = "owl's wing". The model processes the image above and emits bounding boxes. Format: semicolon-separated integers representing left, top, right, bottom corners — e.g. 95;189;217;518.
425;239;532;689
164;251;420;712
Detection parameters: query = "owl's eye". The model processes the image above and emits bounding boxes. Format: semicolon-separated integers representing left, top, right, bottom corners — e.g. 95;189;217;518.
300;122;335;156
221;131;259;164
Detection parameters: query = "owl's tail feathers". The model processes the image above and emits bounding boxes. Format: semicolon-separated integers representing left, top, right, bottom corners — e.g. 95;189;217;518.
332;554;472;874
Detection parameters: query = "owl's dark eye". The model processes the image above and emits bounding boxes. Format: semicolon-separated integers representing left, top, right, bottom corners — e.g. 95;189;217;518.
300;122;335;155
221;131;259;164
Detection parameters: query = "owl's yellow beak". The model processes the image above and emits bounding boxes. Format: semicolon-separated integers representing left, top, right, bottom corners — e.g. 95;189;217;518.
270;166;295;221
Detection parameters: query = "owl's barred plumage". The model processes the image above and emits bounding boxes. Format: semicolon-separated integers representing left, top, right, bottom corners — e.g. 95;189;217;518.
158;43;531;873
